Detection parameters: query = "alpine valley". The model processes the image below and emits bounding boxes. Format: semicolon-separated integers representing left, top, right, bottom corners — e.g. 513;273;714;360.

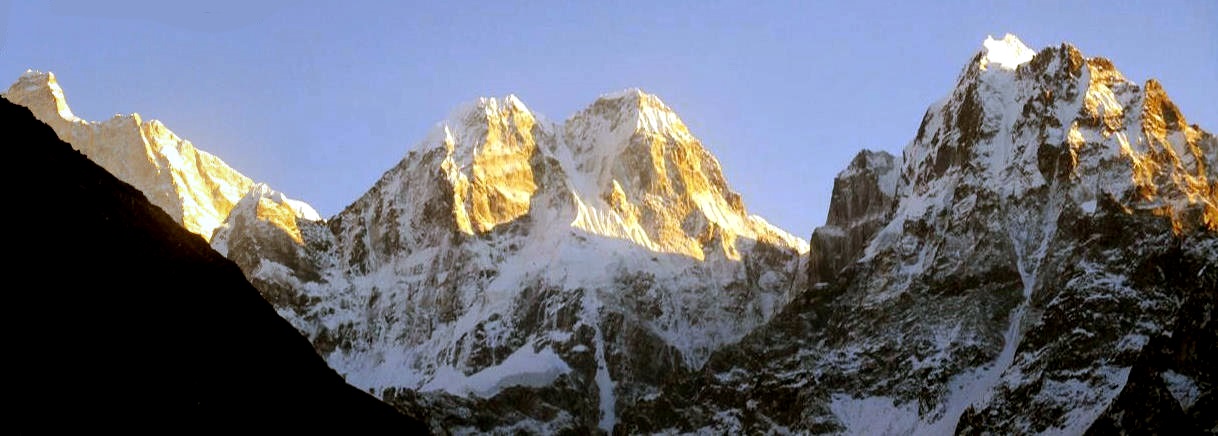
6;34;1213;434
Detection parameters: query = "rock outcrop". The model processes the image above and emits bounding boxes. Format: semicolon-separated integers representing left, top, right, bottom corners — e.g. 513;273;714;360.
808;149;900;285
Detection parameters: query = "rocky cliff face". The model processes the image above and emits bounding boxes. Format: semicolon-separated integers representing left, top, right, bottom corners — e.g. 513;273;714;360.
210;184;331;313
808;149;900;285
630;34;1216;435
210;90;808;433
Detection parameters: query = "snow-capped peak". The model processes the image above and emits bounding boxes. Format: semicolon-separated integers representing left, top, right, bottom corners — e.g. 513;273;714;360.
465;93;532;117
211;182;321;253
418;94;540;164
6;69;80;122
554;89;808;259
597;87;648;101
3;71;327;243
347;87;809;262
245;183;323;222
979;34;1035;71
432;94;535;134
876;34;1217;267
591;88;692;139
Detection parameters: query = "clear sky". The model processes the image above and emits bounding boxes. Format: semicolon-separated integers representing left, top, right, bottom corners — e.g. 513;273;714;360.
2;0;1214;236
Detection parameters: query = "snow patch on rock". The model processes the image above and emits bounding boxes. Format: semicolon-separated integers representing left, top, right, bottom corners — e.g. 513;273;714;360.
423;345;572;398
830;395;920;435
1161;370;1202;411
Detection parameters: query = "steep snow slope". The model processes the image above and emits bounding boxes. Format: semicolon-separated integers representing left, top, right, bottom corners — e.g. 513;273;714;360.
219;90;809;433
636;34;1216;435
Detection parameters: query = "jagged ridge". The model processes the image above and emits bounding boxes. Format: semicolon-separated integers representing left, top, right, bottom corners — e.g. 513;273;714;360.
630;34;1217;434
2;70;265;240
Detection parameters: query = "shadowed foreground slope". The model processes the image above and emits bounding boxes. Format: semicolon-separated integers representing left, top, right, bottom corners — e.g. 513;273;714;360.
3;96;428;433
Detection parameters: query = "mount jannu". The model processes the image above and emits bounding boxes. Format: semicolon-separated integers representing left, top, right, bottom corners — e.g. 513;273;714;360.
632;35;1216;434
214;90;811;433
6;71;809;432
8;32;1215;434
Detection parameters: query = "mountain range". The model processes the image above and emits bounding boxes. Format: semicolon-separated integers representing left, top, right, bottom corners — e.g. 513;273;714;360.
5;34;1213;434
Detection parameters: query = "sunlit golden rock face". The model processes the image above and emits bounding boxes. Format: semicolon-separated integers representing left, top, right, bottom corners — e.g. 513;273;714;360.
283;92;813;417
3;70;254;240
1047;53;1217;232
1138;80;1218;230
255;193;306;244
1080;59;1125;121
330;90;809;274
210;183;327;292
563;90;808;261
904;43;1216;238
439;96;540;235
1096;76;1218;232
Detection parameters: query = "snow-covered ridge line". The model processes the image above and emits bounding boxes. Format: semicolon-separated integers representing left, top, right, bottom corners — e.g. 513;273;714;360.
400;87;809;260
7;68;807;259
2;70;324;241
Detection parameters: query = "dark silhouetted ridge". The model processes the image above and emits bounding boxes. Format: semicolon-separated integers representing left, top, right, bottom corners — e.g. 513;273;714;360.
2;96;429;434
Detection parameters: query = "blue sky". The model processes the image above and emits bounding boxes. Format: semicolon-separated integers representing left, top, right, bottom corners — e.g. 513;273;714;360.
2;0;1214;235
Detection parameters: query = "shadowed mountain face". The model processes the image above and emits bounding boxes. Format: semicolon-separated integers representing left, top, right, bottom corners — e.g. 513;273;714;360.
630;35;1216;435
3;97;427;433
